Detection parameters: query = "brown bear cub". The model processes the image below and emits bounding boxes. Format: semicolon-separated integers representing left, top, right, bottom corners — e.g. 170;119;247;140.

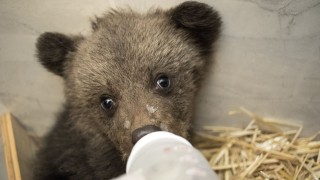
34;1;221;179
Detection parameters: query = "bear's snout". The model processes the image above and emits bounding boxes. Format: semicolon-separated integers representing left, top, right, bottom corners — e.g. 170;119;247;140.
131;125;161;144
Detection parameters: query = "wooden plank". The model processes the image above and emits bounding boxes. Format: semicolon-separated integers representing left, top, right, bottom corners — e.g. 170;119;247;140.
11;116;39;180
0;113;39;180
0;113;22;180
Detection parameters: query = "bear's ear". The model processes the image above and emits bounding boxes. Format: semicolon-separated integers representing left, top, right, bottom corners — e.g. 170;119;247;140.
170;1;222;54
36;32;83;77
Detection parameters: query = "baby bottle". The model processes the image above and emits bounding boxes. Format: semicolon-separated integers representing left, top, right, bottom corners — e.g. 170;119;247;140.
120;131;218;180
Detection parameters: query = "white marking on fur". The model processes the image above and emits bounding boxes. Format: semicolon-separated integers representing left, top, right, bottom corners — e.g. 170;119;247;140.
160;123;168;131
124;120;131;129
146;104;157;114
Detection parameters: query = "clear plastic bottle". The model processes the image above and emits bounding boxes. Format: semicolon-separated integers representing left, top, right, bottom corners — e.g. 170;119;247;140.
115;131;218;180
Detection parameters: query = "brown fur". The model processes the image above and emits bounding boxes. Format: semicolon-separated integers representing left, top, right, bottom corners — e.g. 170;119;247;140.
34;1;221;179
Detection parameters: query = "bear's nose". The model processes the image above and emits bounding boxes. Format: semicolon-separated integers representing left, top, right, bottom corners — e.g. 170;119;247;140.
131;125;161;144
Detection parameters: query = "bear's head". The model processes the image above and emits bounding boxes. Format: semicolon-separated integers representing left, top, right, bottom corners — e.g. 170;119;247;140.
36;1;221;159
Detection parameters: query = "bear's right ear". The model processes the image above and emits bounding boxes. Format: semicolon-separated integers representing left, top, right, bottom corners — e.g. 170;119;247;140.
36;32;84;77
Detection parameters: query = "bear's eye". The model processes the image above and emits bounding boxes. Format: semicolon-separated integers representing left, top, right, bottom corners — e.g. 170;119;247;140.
100;96;116;114
157;75;170;89
156;75;170;89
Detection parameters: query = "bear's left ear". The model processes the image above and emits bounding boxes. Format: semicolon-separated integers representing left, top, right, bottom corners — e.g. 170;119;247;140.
36;32;84;77
170;1;222;54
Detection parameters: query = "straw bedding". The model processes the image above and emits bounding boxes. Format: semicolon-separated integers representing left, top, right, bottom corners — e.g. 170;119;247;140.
193;107;320;180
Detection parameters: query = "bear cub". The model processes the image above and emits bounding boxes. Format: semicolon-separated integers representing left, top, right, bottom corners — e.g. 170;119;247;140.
34;1;221;179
